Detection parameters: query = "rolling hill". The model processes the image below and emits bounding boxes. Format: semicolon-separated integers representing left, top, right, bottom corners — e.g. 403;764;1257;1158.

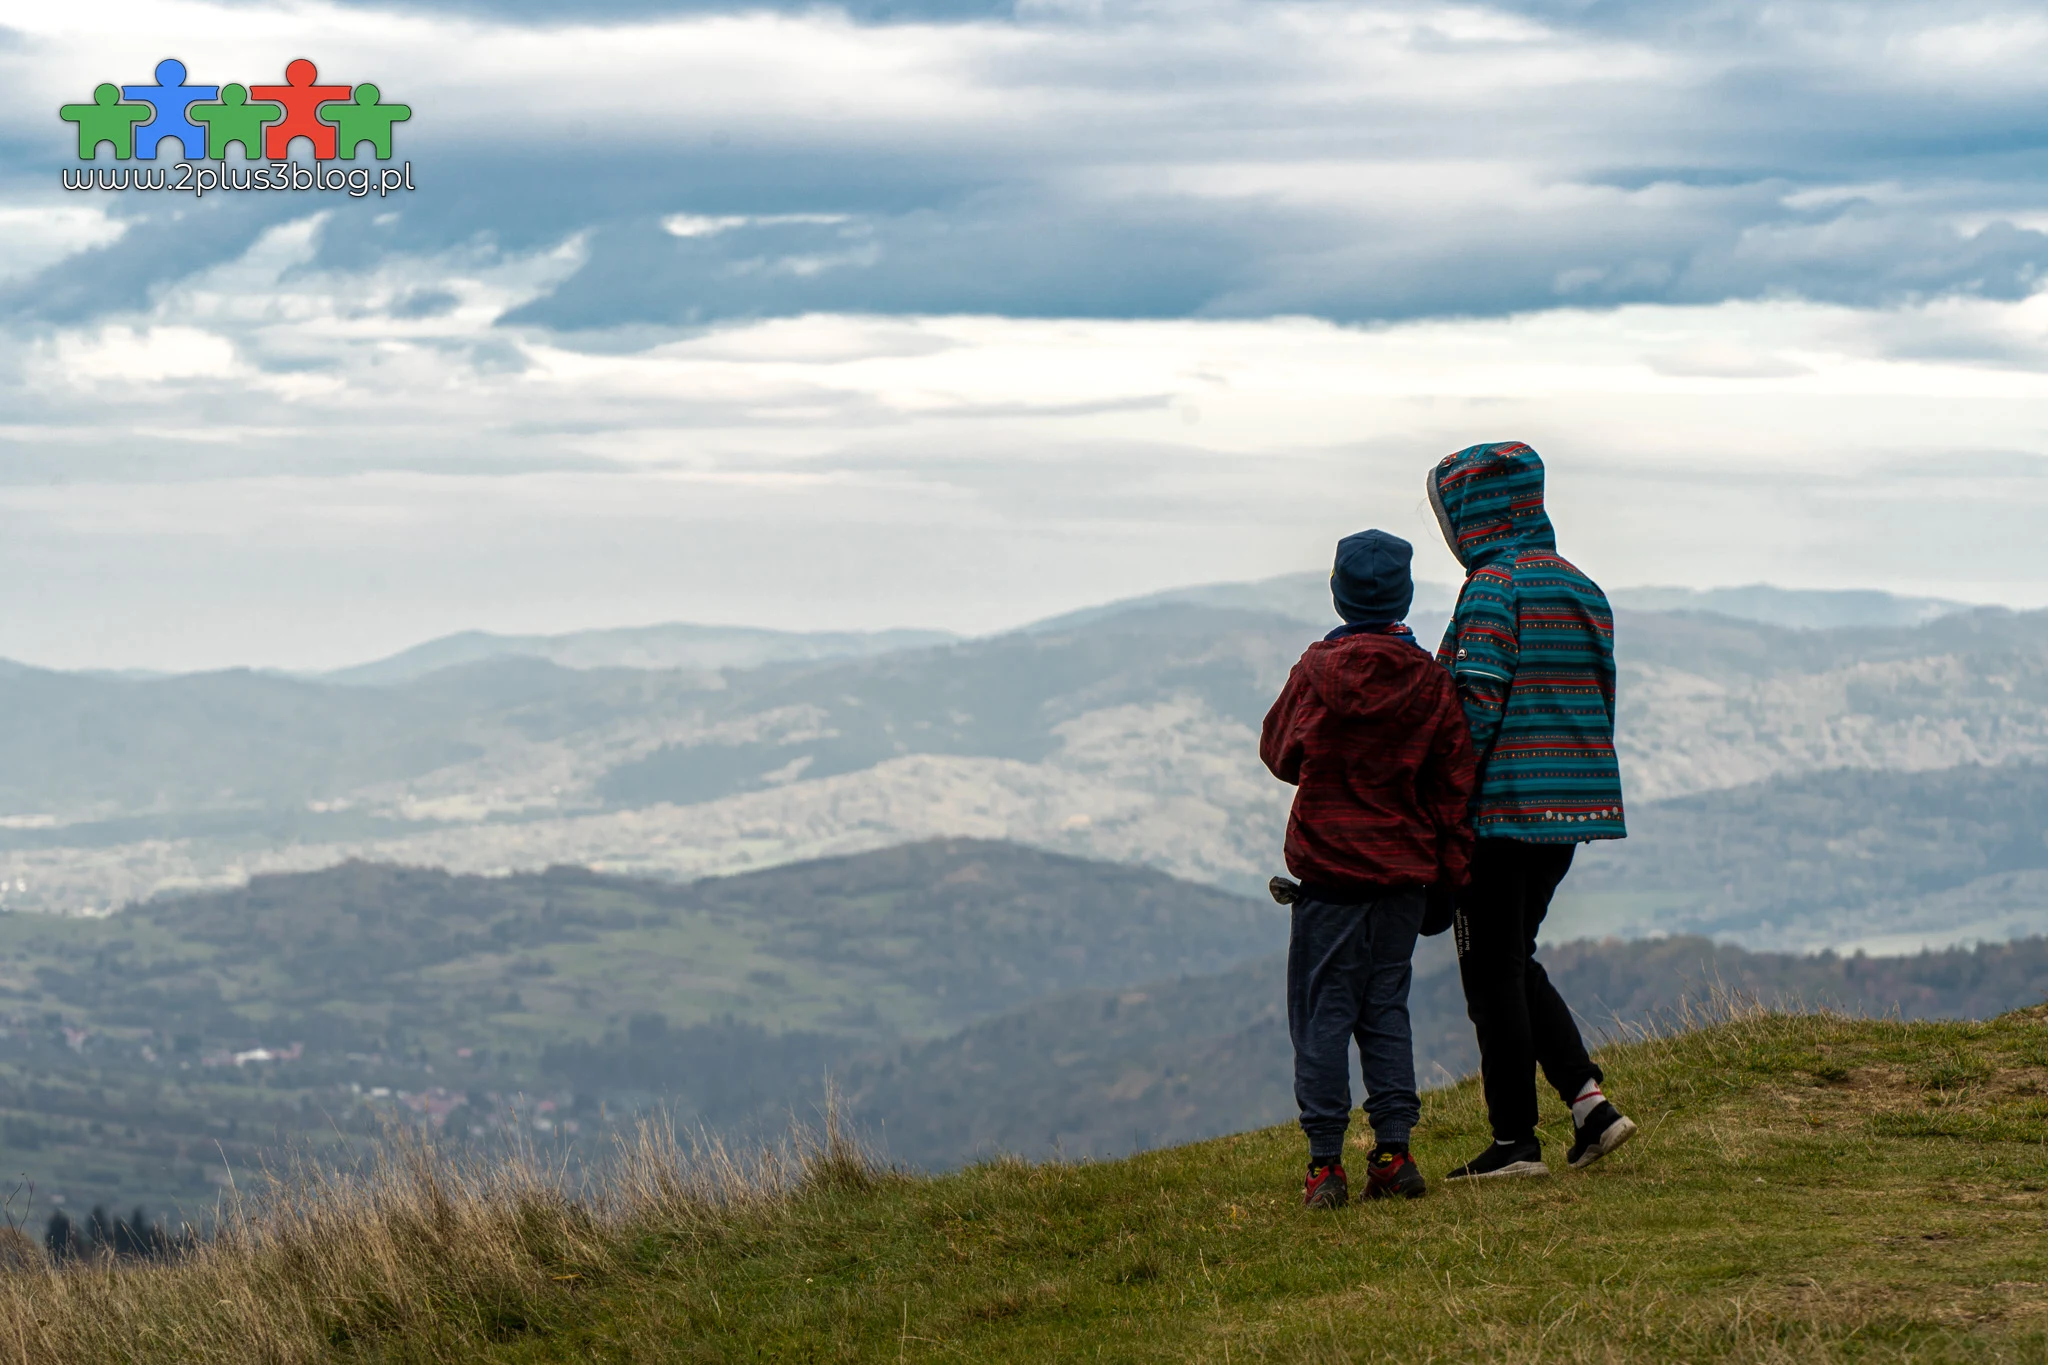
321;622;960;686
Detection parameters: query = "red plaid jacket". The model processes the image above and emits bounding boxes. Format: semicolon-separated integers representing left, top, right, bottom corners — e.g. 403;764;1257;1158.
1260;627;1477;897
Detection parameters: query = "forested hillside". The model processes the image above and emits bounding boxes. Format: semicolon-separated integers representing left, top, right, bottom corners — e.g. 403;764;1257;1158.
0;843;1281;1212
0;843;2040;1215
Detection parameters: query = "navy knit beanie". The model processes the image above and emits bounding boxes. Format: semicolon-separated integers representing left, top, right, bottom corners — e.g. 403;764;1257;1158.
1331;529;1415;624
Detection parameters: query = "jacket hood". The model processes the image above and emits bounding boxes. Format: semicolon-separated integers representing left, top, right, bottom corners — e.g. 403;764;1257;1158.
1297;630;1441;727
1426;440;1555;570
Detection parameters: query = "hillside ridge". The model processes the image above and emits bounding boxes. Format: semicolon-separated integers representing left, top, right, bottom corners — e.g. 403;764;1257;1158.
4;1005;2043;1362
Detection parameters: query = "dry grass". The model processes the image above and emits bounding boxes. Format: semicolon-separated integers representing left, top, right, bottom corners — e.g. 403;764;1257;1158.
0;1107;874;1365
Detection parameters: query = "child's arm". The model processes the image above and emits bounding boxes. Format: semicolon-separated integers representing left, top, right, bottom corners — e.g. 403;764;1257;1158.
1418;677;1479;886
1444;569;1518;771
1259;663;1311;785
1596;615;1618;728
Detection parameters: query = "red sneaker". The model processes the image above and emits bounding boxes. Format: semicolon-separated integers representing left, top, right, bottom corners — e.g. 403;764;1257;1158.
1303;1160;1348;1209
1364;1147;1427;1200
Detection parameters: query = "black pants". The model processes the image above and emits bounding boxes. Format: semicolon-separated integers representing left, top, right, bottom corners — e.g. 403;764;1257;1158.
1454;839;1602;1142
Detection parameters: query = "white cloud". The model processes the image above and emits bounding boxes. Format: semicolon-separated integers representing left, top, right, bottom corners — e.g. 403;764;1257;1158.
662;214;853;238
0;205;127;282
40;325;241;384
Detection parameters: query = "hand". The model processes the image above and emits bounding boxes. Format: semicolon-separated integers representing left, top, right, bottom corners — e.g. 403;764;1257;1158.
1421;881;1456;936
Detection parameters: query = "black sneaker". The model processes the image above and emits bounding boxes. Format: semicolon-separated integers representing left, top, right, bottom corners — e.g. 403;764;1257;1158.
1567;1102;1637;1169
1303;1160;1348;1209
1364;1146;1426;1200
1443;1136;1548;1181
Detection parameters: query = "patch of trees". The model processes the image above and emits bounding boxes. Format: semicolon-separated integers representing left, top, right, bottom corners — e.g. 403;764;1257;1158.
43;1205;190;1262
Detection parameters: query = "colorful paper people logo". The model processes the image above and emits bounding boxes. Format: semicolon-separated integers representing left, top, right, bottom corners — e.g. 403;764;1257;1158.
60;58;415;198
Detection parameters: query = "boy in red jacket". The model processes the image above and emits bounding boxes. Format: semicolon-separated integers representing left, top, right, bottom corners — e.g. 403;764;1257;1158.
1260;530;1477;1207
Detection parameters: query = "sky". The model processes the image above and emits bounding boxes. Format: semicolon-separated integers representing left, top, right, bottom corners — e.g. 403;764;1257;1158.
2;0;2047;670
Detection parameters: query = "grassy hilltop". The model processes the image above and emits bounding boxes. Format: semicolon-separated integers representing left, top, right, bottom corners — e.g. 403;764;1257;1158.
4;1003;2046;1362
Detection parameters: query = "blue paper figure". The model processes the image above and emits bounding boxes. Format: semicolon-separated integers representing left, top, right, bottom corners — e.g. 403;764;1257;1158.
121;58;219;160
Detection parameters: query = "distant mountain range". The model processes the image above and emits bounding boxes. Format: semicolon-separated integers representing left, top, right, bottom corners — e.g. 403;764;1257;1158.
0;577;2040;953
320;623;962;686
308;577;1975;681
281;578;1980;693
1024;575;1972;641
1606;584;1969;630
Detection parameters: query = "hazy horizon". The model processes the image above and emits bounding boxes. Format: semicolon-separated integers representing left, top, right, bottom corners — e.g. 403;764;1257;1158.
0;571;2003;674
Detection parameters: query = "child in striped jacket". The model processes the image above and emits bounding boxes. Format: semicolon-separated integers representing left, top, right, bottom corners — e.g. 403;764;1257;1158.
1426;440;1638;1181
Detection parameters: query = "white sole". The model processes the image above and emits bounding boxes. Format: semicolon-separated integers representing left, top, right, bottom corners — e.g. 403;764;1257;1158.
1569;1115;1638;1169
1444;1159;1550;1181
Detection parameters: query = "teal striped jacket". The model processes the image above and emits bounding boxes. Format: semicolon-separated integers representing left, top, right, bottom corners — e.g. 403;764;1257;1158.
1426;441;1626;844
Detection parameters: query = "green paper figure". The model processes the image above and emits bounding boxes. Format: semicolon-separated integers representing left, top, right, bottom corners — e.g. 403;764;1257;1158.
326;84;411;160
190;84;283;161
59;84;150;160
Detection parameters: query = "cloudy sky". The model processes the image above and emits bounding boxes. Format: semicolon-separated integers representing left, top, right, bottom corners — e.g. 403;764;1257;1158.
3;0;2047;670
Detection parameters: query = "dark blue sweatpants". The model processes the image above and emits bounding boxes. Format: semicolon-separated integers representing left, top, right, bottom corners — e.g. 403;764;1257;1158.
1286;890;1425;1160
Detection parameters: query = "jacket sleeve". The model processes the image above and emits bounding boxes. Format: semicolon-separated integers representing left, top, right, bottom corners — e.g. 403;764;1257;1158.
1259;662;1310;785
1596;617;1618;728
1445;570;1518;769
1418;676;1478;886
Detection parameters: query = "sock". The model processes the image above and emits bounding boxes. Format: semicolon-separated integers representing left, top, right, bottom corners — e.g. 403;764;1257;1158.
1310;1153;1342;1170
1571;1079;1606;1126
1371;1142;1408;1159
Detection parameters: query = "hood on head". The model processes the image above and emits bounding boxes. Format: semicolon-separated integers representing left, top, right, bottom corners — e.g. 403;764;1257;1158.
1425;440;1555;570
1298;630;1441;726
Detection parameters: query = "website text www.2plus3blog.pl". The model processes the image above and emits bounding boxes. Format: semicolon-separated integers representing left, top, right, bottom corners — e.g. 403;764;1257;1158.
61;161;414;198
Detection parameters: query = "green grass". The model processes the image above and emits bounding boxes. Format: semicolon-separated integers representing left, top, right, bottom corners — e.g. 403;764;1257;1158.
477;1005;2048;1363
9;1004;2047;1363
